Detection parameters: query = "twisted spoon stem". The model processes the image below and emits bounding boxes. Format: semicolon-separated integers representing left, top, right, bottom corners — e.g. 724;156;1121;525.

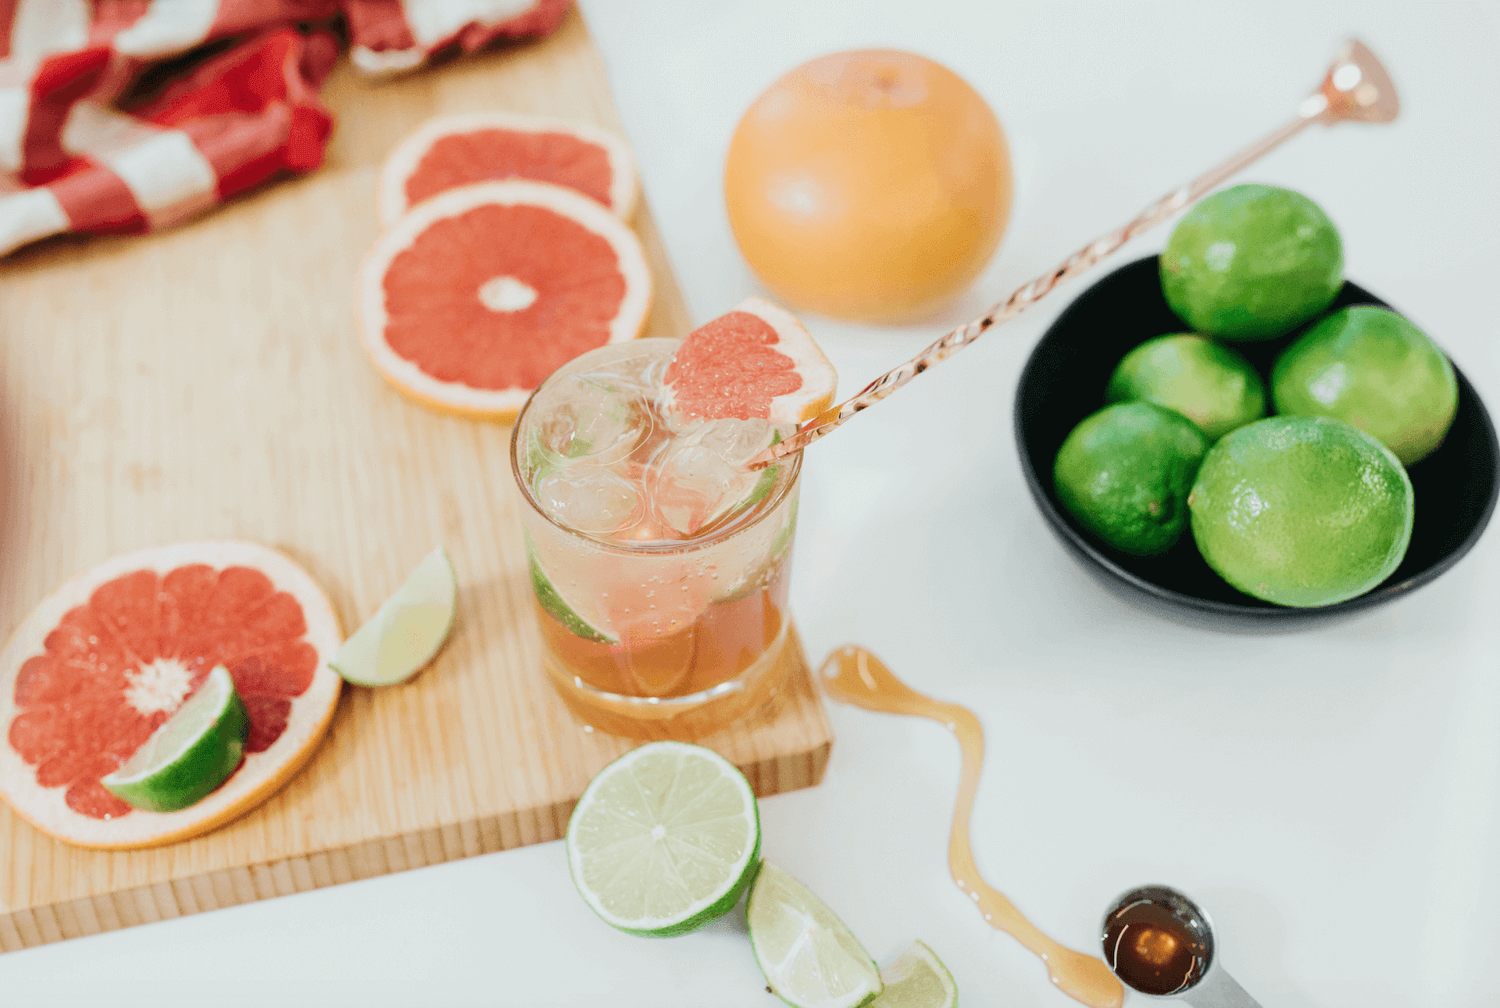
746;53;1373;471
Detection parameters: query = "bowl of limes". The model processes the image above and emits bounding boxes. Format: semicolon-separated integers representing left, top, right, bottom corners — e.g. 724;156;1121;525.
1015;184;1499;621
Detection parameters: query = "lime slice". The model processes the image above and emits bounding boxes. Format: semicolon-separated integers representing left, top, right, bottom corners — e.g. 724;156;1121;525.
330;547;457;687
100;665;249;813
525;534;618;645
748;862;883;1008
871;941;957;1008
566;741;760;937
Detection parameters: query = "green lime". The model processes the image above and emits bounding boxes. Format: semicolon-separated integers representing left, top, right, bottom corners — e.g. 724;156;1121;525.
871;941;957;1008
1161;183;1344;341
100;665;249;813
1105;333;1266;440
748;862;882;1008
524;532;618;644
1189;415;1413;606
330;547;456;687
1272;305;1458;465
1053;401;1210;556
566;741;760;937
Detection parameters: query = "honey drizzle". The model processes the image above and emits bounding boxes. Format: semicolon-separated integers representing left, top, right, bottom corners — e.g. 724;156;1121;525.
819;646;1123;1008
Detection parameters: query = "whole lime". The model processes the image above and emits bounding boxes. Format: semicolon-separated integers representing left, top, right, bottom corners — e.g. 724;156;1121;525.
1105;333;1266;440
1272;305;1457;465
1054;401;1210;556
1160;184;1344;341
1189;416;1413;607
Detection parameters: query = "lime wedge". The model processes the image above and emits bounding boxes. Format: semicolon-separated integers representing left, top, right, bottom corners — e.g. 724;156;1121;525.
566;741;761;937
525;535;618;645
101;665;249;813
871;941;957;1008
330;547;457;687
748;862;883;1008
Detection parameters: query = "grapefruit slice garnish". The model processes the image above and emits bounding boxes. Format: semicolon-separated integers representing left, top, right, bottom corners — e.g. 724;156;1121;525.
0;542;342;850
358;180;653;422
663;296;836;426
377;111;638;228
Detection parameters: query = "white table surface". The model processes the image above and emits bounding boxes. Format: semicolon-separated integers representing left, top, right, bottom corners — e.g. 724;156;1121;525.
4;2;1500;1005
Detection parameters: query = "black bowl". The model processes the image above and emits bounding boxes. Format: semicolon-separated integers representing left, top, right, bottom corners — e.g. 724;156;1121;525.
1014;256;1500;624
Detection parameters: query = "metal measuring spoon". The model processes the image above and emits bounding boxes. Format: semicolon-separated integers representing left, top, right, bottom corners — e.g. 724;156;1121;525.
1101;886;1263;1007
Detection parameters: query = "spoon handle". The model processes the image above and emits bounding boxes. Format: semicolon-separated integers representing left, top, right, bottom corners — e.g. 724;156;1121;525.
1180;967;1265;1008
747;94;1330;470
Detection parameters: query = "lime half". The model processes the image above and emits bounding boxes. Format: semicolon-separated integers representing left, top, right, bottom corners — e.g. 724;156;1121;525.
566;741;760;936
871;941;957;1008
101;665;249;813
330;547;457;687
748;862;883;1008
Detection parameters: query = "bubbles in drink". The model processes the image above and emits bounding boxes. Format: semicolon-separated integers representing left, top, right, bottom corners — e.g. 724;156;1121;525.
537;463;644;533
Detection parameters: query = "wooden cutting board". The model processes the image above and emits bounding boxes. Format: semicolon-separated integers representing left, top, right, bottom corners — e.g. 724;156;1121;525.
0;10;831;952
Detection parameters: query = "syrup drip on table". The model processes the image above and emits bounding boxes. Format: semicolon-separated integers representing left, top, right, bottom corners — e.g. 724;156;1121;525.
1102;898;1209;996
819;646;1124;1008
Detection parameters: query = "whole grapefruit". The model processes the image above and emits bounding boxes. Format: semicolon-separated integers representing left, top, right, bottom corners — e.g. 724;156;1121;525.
724;49;1012;323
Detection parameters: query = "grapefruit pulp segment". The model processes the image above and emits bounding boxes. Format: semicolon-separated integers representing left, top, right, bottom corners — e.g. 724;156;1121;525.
0;542;342;850
357;180;653;422
663;297;836;426
378;111;638;228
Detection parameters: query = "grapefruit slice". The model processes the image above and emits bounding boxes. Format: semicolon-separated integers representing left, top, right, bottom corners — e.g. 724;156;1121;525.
377;112;638;229
358;180;653;421
0;542;342;850
663;296;837;426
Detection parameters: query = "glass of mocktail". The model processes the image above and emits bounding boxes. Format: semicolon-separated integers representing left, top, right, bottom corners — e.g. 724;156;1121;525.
510;339;801;740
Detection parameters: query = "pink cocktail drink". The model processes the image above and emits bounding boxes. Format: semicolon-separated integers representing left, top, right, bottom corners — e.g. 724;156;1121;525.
511;339;801;739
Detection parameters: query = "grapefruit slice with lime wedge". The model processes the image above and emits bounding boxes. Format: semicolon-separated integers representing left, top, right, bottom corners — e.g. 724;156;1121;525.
358;179;653;422
0;541;342;849
377;112;638;228
663;296;837;426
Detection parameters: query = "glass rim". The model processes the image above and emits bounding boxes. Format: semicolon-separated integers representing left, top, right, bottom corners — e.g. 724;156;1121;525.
508;346;804;556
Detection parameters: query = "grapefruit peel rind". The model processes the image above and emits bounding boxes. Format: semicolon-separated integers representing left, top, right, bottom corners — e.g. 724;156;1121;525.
0;541;343;850
357;180;653;422
377;111;639;228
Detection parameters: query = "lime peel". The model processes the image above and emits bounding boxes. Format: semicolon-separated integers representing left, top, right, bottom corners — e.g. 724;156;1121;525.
330;546;457;687
566;741;761;937
101;665;249;813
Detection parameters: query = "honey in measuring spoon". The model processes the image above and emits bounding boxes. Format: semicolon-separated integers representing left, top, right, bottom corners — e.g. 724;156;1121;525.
1102;898;1209;996
819;646;1124;1008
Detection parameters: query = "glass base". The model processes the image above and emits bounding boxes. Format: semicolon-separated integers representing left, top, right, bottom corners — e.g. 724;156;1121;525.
543;620;795;741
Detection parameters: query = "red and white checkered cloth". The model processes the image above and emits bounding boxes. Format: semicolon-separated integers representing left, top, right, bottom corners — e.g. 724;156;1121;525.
344;0;571;74
0;0;569;258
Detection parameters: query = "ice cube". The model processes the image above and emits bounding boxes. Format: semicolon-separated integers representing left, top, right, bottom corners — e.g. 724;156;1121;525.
692;417;775;466
646;419;775;536
537;462;644;534
536;372;652;466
